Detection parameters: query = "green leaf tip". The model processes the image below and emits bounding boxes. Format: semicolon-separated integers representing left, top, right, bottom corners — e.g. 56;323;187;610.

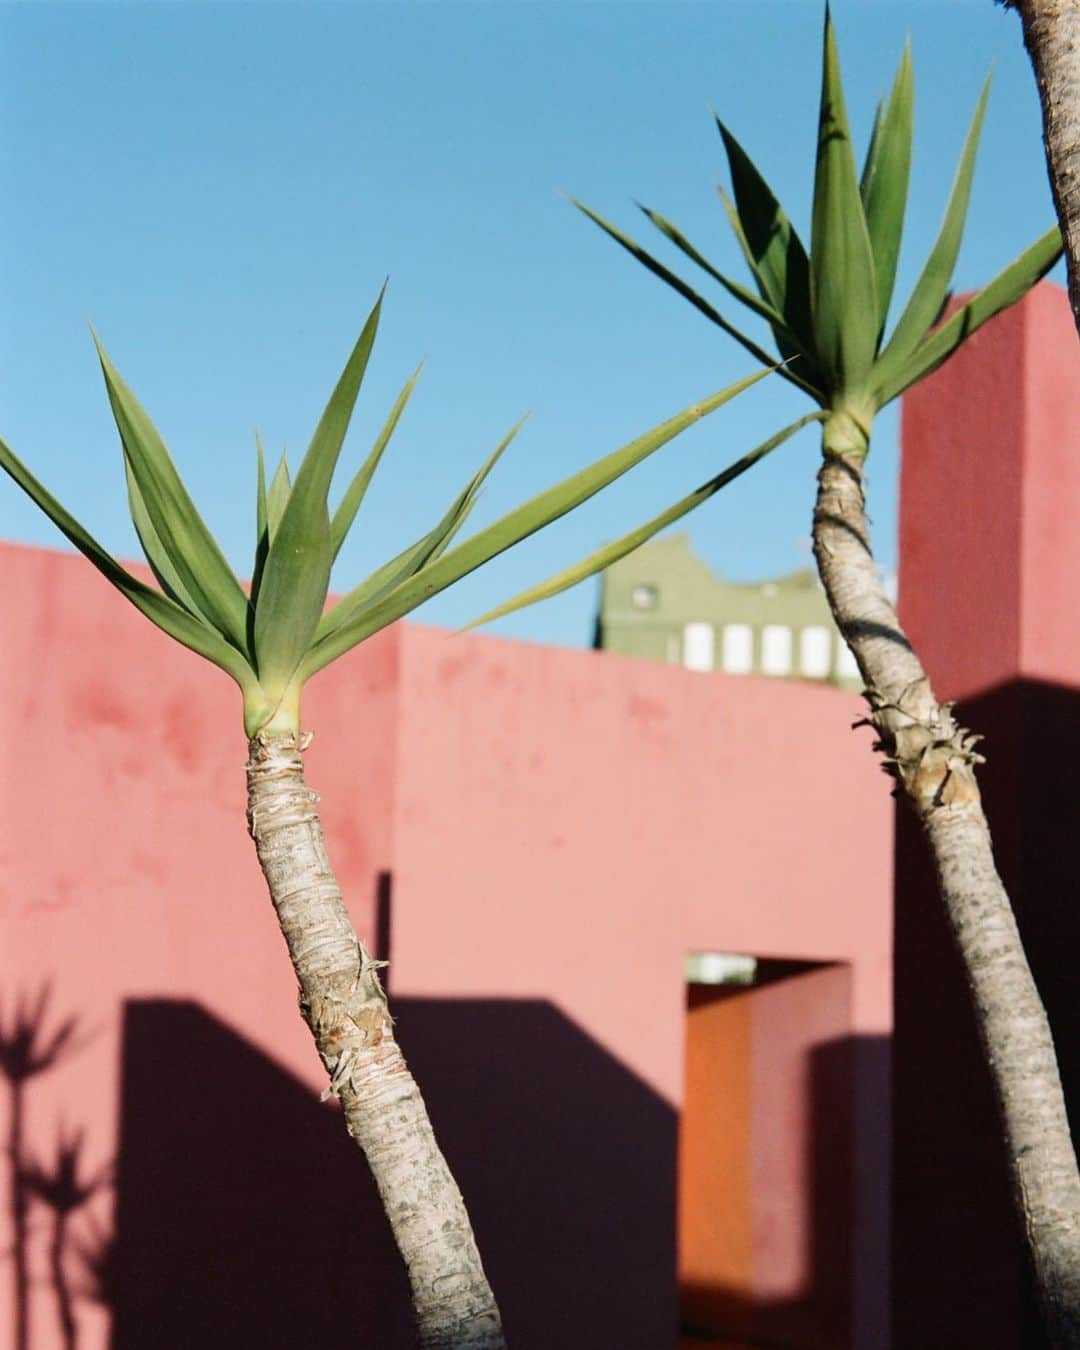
91;330;253;656
0;433;257;693
464;411;824;632
253;291;385;695
299;369;771;679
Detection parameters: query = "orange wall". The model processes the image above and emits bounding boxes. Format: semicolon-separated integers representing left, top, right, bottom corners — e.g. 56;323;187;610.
679;986;753;1331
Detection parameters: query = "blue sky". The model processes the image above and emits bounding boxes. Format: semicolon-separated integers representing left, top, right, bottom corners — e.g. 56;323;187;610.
0;0;1061;649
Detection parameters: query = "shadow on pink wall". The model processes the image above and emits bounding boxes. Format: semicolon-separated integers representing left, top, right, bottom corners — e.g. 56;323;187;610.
111;994;677;1350
4;985;886;1349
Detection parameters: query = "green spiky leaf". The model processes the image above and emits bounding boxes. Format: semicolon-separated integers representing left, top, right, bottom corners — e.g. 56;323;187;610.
255;432;268;545
300;368;773;678
874;225;1063;406
266;452;292;540
331;362;423;560
859;41;913;335
316;419;523;645
574;200;819;400
873;76;990;395
93;334;252;655
638;204;792;338
124;456;203;614
465;412;824;630
860;100;884;201
0;435;257;690
716;120;815;355
253;293;382;694
809;8;879;396
251;449;291;609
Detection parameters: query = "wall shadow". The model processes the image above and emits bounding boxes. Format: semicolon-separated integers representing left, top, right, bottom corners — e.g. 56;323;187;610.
111;999;412;1349
111;996;677;1350
893;677;1080;1349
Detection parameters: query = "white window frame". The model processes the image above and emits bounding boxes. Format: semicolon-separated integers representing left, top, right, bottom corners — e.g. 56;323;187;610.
799;625;832;679
721;623;754;675
683;621;716;672
761;624;792;676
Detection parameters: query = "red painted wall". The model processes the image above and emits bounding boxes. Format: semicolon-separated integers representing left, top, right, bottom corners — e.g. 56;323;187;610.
0;537;893;1348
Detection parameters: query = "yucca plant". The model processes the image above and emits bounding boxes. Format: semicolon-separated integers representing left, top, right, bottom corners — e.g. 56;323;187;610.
476;9;1080;1344
0;289;775;1348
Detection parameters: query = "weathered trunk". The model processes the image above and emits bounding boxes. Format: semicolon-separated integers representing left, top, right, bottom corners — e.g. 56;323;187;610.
813;449;1080;1349
246;732;505;1350
1007;0;1080;339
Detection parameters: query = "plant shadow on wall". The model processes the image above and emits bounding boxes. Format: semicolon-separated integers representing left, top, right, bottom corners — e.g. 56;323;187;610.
1;977;886;1348
106;909;886;1350
1;986;111;1350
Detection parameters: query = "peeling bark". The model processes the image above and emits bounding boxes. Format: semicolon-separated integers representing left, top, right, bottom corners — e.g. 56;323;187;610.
246;733;505;1350
813;450;1080;1349
1007;0;1080;338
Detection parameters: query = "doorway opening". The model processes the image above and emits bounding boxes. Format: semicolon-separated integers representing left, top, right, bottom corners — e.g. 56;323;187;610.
678;953;853;1350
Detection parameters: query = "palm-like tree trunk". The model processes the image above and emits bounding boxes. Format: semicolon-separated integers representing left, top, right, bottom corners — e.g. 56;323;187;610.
813;449;1080;1349
1006;0;1080;338
246;733;505;1350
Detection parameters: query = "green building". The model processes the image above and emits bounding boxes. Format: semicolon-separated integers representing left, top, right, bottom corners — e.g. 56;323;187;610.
596;532;861;688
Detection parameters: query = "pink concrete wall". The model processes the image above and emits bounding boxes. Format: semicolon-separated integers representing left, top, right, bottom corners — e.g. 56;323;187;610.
0;541;401;1350
900;282;1080;701
389;625;892;1347
391;624;892;1085
0;540;894;1349
893;282;1080;1349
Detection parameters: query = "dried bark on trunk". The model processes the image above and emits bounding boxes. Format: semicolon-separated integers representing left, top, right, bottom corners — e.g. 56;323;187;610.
1007;0;1080;337
813;448;1080;1350
246;733;505;1350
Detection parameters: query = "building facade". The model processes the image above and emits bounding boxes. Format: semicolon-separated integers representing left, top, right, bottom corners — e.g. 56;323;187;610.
596;534;863;688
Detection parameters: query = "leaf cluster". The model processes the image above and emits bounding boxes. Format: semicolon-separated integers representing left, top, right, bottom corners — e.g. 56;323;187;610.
578;8;1061;442
0;291;769;734
475;5;1062;625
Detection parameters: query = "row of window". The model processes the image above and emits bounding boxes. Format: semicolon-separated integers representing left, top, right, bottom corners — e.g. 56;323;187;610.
679;622;858;680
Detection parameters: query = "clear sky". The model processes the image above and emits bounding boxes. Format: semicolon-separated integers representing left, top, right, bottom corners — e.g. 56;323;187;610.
0;0;1061;649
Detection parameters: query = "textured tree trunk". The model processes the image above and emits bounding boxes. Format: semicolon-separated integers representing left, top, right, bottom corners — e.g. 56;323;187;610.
246;732;505;1350
813;448;1080;1349
1007;0;1080;338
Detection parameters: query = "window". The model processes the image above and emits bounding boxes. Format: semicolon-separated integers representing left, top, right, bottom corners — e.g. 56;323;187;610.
631;583;659;610
837;640;860;680
721;624;753;674
799;626;832;678
683;622;715;672
761;625;792;675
